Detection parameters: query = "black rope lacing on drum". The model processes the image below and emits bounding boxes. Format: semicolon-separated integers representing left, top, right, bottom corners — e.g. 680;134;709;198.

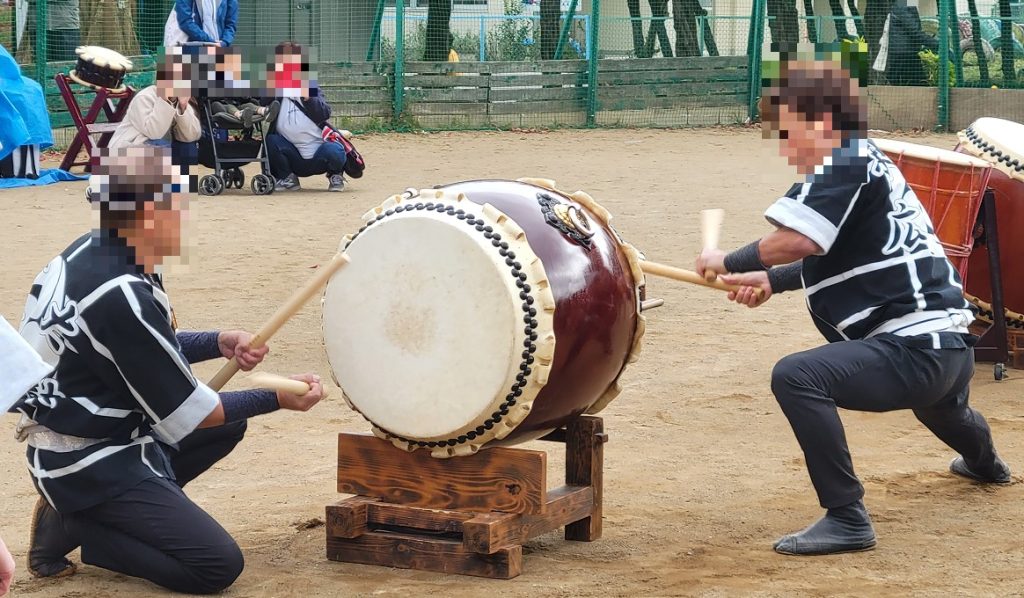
342;200;538;449
963;127;1024;174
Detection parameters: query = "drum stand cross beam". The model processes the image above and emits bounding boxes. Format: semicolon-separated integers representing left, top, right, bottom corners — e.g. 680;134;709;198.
326;416;606;579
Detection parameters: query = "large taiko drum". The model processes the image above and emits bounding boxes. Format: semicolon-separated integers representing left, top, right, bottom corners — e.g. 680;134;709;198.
322;179;646;458
872;138;992;280
954;118;1024;316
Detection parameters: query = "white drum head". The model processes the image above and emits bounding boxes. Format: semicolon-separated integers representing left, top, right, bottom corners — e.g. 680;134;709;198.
322;190;556;456
958;117;1024;182
75;45;132;71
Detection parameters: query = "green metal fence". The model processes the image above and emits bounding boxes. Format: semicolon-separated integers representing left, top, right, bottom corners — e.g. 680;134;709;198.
3;0;1023;137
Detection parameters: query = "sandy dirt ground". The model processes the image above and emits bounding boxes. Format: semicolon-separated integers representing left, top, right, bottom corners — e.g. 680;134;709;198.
0;128;1021;598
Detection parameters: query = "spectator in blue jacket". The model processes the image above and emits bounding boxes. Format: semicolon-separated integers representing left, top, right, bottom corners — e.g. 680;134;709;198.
165;0;238;47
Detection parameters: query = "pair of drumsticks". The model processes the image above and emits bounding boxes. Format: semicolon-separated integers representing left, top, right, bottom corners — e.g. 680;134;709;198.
219;210;748;394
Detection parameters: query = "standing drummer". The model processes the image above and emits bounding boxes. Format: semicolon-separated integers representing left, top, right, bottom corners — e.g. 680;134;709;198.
11;145;324;593
696;56;1011;556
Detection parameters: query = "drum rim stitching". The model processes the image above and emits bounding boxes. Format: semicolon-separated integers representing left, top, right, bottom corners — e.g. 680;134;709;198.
963;126;1024;173
337;198;541;451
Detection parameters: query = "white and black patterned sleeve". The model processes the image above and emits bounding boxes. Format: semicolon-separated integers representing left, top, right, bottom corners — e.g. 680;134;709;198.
764;158;870;254
80;279;219;444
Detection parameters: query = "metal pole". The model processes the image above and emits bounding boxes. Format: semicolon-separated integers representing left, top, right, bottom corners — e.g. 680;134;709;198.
36;0;48;84
366;0;386;62
586;0;601;126
747;0;765;121
555;0;580;59
394;0;405;122
937;0;950;131
948;0;964;86
479;16;486;61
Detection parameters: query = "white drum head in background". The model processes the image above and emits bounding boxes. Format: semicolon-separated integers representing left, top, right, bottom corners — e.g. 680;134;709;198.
958;117;1024;182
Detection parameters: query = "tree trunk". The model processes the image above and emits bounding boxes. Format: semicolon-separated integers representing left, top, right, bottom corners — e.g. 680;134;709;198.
645;0;673;57
804;0;818;43
766;0;800;47
81;0;140;56
701;8;720;55
846;0;864;38
998;0;1016;84
627;0;648;57
827;0;854;38
967;0;990;85
424;0;452;62
671;0;702;56
540;0;561;60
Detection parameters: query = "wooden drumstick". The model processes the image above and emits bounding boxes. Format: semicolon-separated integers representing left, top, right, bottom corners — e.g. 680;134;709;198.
640;260;765;297
244;372;318;396
701;208;724;283
207;252;351;391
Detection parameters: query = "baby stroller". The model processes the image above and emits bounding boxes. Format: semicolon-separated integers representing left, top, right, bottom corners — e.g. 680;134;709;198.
197;97;277;196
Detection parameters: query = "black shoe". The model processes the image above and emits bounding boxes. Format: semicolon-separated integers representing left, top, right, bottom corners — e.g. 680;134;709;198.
773;500;877;556
28;497;78;579
263;100;281;126
950;456;1012;484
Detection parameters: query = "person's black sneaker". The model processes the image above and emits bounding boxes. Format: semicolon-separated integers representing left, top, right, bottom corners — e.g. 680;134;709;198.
263;100;281;126
950;456;1012;484
773;500;877;556
28;497;78;579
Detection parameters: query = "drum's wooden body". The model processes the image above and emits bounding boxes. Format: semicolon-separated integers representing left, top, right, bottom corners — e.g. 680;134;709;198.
442;180;640;442
872;138;992;280
955;118;1024;314
322;179;645;458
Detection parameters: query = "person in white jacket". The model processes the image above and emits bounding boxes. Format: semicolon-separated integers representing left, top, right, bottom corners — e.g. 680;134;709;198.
108;48;202;166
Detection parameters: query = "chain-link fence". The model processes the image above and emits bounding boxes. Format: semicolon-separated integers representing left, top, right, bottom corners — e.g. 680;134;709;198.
752;2;1024;131
3;0;1022;138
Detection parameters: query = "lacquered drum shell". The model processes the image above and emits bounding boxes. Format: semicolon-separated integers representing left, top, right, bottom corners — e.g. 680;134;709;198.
951;155;1024;313
438;180;639;444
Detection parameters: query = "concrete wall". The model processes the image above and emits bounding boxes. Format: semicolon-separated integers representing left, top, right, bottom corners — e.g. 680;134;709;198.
867;85;939;130
865;86;1024;132
949;88;1024;131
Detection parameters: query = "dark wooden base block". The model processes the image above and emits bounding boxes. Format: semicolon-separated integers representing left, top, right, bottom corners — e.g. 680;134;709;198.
326;416;606;579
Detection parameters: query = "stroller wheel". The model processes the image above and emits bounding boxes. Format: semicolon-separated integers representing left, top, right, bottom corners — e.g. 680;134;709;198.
200;174;225;196
230;168;245;189
251;173;274;195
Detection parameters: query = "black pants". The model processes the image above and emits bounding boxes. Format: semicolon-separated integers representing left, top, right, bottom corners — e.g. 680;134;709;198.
60;422;248;594
771;335;998;509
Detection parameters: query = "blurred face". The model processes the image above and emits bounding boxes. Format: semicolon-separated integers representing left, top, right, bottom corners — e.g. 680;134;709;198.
157;59;193;98
93;148;192;266
775;103;841;175
142;193;189;258
272;51;308;97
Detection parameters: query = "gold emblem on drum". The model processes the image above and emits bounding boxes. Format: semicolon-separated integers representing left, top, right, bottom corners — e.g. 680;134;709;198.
553;203;595;239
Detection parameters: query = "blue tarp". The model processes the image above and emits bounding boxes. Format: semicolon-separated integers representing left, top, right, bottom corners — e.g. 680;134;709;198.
0;169;88;189
0;44;53;161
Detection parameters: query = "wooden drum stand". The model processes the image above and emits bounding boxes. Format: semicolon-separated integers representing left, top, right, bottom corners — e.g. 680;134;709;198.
325;416;606;579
